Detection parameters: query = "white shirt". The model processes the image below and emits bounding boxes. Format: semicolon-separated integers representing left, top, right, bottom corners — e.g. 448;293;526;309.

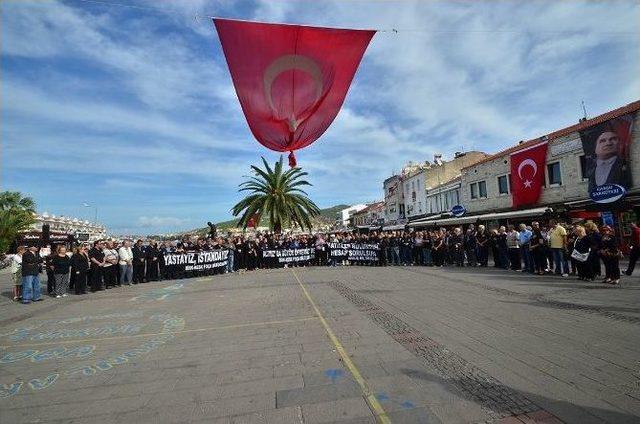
118;247;133;265
103;248;118;267
595;156;616;186
10;254;22;273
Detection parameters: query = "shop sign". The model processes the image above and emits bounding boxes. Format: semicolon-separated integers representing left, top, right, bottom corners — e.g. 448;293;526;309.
589;184;626;204
451;205;466;217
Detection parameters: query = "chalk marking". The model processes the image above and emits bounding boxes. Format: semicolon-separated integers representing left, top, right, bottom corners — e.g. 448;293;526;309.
291;268;391;424
1;316;317;348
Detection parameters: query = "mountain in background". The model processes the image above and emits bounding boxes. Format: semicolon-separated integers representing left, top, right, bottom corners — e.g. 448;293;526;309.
186;204;350;235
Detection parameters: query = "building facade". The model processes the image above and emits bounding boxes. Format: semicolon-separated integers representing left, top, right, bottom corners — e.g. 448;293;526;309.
426;176;462;215
383;175;405;224
351;202;385;227
336;204;368;227
409;100;640;248
30;212;108;241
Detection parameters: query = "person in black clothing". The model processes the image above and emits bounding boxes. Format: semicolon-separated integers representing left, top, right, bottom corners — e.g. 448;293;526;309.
585;222;602;277
530;222;546;275
146;242;160;281
88;240;105;292
246;241;258;271
51;245;72;297
475;226;489;267
624;223;640;275
72;245;90;295
432;231;445;267
21;246;43;304
464;226;477;266
132;240;146;283
449;228;464;266
599;226;621;285
496;226;509;269
573;226;594;281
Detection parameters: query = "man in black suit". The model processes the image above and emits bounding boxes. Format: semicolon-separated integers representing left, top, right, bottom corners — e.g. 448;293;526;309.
132;240;146;283
587;130;630;192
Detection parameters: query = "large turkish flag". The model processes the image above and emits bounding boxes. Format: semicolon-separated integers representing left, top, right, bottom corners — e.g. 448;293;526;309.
214;19;375;164
510;142;548;208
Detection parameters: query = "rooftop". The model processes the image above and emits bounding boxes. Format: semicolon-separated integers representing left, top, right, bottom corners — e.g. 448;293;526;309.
462;99;640;170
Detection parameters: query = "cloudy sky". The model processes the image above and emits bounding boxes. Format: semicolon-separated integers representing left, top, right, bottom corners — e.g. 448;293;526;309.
2;0;639;234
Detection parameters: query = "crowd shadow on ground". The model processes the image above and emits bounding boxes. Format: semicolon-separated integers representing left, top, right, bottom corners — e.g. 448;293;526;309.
498;298;640;318
400;368;639;424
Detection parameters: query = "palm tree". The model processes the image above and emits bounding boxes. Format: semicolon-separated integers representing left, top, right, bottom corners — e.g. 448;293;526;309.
0;191;37;253
232;157;320;233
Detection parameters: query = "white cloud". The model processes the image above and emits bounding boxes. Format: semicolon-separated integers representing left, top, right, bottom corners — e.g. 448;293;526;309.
137;216;189;228
2;0;639;233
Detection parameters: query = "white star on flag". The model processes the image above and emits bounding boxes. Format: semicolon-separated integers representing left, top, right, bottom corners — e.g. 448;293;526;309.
523;180;532;188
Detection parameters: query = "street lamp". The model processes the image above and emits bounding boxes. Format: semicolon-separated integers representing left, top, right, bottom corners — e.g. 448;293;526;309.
83;203;98;224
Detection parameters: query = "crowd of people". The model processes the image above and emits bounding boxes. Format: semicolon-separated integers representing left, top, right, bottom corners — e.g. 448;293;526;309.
8;219;639;304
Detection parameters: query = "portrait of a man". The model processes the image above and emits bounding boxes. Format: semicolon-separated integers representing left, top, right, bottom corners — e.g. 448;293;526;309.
580;114;634;193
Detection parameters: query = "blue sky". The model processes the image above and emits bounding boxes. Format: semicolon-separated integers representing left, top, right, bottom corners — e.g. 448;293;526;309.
2;0;639;235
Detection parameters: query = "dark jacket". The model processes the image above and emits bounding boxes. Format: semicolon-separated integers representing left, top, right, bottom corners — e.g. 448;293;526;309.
21;250;42;276
71;252;90;273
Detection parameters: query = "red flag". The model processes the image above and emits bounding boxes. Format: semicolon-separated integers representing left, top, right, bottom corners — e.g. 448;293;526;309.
214;18;375;163
510;142;548;208
247;214;260;228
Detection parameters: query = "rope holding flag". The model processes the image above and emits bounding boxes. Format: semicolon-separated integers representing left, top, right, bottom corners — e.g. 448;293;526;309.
213;18;375;167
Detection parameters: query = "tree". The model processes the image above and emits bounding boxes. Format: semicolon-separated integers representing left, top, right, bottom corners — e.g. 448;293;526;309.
232;157;320;233
0;191;37;253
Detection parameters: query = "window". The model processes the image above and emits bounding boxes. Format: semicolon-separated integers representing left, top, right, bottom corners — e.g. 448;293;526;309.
498;175;509;194
470;183;478;199
478;181;487;198
547;162;562;185
579;155;587;180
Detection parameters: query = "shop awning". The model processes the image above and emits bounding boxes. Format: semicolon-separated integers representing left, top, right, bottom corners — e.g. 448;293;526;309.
382;224;406;231
408;207;551;227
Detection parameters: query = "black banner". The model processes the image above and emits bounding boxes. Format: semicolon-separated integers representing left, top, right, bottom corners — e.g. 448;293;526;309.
328;242;380;262
261;248;315;266
163;249;229;273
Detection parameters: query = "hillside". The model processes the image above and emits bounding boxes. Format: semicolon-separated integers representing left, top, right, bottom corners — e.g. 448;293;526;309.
189;204;349;235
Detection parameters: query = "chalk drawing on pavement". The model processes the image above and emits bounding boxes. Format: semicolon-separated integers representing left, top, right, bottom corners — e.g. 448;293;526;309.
0;312;185;399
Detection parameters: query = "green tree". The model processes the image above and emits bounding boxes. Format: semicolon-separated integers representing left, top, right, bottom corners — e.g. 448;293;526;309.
0;191;37;253
232;157;320;233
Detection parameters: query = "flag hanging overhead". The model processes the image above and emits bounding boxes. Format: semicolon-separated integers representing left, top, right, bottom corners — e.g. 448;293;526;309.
510;142;548;208
213;18;375;166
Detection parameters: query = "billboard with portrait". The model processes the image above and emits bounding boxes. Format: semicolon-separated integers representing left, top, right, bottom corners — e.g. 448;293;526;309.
579;113;635;202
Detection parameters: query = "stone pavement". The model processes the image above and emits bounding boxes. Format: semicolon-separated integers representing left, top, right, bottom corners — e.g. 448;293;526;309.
0;265;638;423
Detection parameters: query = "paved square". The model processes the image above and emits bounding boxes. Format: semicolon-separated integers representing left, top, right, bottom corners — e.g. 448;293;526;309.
1;267;639;423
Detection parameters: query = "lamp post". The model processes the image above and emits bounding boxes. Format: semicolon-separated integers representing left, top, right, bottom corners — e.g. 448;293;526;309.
83;203;98;224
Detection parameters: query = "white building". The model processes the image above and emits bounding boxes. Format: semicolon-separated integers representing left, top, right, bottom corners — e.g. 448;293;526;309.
426;176;462;215
403;170;427;219
383;175;405;224
336;204;367;227
31;212;108;241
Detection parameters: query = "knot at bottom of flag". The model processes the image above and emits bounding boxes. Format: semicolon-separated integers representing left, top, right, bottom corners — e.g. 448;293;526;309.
288;151;297;168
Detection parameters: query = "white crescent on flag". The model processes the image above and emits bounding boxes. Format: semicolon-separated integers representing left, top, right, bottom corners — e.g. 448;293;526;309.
517;159;538;179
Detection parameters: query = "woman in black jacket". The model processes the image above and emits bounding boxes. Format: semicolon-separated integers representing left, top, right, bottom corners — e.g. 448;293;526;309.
51;245;72;298
573;226;593;281
599;226;621;285
72;245;90;295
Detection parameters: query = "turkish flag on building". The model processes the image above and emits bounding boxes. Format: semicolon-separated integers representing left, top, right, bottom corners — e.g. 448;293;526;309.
510;142;548;208
214;18;375;164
